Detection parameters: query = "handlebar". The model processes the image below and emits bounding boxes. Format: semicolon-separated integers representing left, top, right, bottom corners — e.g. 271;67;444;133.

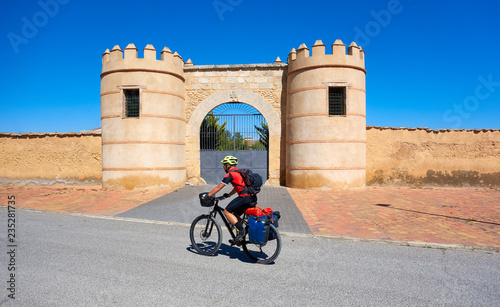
199;192;227;207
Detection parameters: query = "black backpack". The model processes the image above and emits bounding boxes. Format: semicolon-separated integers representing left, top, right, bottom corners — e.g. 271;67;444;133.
230;169;263;195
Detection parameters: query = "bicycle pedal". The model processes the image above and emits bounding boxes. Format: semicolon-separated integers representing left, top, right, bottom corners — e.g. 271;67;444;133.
229;239;242;247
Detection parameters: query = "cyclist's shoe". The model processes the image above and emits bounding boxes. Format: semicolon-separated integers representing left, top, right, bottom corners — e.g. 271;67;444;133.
234;229;246;244
229;239;240;246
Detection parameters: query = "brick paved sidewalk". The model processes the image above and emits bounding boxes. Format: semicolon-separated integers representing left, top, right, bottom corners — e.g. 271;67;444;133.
0;186;175;216
288;187;500;248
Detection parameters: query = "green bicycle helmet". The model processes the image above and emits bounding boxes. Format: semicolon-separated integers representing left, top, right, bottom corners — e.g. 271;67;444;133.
221;155;238;165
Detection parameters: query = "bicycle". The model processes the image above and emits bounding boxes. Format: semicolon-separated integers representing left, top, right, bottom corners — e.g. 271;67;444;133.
189;193;282;264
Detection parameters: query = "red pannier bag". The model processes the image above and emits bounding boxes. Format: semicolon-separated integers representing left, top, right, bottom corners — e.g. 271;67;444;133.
261;207;273;217
245;206;264;217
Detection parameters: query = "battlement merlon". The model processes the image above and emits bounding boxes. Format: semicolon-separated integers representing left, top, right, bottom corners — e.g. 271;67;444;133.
288;39;365;74
101;44;185;78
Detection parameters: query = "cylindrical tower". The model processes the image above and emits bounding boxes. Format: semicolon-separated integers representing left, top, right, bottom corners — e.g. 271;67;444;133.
100;44;186;189
286;39;366;189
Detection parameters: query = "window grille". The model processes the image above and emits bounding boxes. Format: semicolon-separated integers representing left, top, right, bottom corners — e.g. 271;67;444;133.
328;87;346;116
124;89;140;118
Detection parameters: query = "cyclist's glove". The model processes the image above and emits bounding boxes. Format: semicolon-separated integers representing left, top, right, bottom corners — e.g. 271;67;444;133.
222;193;230;199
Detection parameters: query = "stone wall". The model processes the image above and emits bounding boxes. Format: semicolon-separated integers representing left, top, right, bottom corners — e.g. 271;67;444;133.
0;132;102;186
1;127;499;187
184;64;287;185
184;64;286;122
366;127;500;187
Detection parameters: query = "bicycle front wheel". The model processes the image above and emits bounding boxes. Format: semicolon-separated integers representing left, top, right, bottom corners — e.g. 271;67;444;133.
190;215;222;256
242;224;281;264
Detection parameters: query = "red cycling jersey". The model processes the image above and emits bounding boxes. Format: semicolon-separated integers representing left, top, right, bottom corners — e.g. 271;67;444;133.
222;167;250;197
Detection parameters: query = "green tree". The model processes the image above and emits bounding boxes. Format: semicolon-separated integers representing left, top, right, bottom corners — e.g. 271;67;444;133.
254;122;269;150
251;140;267;150
234;132;250;150
218;129;233;151
200;112;228;150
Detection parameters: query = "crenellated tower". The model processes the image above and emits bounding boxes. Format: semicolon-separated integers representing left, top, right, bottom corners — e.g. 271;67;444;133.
100;44;186;189
286;39;366;189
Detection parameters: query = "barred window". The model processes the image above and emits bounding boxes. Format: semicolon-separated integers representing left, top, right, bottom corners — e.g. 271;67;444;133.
124;89;140;118
328;87;346;116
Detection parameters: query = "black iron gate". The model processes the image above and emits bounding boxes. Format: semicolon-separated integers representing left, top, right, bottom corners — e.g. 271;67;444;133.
200;113;268;184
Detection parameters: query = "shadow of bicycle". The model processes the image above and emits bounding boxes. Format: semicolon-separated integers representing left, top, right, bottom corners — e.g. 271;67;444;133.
186;243;255;263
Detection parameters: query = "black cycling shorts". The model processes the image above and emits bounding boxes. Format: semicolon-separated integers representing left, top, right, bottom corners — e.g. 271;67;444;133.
225;195;257;216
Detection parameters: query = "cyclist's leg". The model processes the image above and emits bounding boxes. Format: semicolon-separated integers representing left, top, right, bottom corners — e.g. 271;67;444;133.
224;196;252;225
225;196;252;241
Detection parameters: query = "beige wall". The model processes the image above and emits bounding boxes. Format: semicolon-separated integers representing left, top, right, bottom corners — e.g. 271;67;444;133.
3;127;498;187
367;127;500;187
0;132;101;185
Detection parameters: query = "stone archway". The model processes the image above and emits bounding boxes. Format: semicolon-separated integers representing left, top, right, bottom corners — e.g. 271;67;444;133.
186;90;281;185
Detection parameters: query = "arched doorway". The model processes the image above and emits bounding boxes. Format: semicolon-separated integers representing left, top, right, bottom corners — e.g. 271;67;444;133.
186;90;281;186
200;103;268;184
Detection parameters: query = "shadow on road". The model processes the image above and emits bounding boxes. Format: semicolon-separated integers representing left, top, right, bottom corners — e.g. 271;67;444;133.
186;244;255;264
374;203;500;226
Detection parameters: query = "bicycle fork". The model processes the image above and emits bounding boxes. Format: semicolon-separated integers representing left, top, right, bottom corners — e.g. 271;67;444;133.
201;216;216;240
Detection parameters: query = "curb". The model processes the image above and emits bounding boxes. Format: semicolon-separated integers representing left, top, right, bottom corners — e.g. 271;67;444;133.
12;206;499;253
283;232;500;254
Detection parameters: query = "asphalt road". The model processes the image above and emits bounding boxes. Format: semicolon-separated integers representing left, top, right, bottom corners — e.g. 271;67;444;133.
1;207;499;306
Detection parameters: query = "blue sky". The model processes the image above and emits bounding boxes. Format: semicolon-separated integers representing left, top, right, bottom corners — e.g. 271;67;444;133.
1;0;499;132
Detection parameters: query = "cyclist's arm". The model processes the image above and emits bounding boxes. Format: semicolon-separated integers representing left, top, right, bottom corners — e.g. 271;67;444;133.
227;188;237;197
208;182;226;197
208;173;233;197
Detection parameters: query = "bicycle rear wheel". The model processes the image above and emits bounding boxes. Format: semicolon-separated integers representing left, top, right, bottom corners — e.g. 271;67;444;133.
242;224;281;264
190;215;222;256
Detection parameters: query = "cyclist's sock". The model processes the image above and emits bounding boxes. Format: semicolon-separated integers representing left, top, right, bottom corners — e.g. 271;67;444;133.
235;222;244;233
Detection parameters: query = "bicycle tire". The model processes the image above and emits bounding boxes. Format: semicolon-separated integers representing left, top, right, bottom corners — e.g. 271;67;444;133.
190;215;222;256
242;224;281;264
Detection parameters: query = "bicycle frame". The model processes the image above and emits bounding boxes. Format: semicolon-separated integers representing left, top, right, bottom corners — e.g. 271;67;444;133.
206;199;239;241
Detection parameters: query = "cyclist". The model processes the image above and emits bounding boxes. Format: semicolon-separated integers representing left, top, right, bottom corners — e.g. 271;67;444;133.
207;155;256;243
